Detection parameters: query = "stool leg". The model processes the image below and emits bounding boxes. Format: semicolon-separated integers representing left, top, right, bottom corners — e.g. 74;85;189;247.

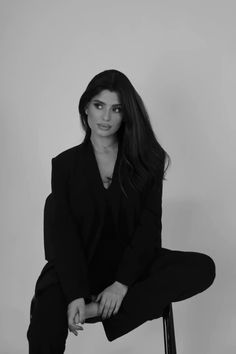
163;303;177;354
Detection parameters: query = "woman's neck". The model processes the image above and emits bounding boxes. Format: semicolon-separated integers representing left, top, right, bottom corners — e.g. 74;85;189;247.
90;136;118;154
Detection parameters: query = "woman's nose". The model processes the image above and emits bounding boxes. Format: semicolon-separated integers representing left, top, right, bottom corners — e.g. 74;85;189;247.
103;109;111;121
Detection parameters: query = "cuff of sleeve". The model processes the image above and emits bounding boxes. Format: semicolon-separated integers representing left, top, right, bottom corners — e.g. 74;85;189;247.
65;285;91;306
114;272;136;288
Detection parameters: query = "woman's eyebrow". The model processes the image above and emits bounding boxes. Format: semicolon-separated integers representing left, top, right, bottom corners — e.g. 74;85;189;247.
92;99;121;106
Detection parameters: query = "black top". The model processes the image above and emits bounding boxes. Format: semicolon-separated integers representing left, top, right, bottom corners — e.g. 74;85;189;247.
88;186;126;290
89;187;124;259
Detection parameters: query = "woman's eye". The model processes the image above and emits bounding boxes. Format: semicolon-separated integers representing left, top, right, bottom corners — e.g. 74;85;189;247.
94;103;122;113
94;103;103;109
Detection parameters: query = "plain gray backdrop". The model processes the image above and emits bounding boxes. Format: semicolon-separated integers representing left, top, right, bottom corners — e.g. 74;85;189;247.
1;0;235;353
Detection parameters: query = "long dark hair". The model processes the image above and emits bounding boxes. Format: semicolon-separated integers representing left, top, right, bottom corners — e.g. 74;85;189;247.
78;69;171;199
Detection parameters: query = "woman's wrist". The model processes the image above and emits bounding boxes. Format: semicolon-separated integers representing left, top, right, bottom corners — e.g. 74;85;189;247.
114;280;128;290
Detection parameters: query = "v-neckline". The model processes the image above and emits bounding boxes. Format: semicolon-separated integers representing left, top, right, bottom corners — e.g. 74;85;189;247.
88;138;120;193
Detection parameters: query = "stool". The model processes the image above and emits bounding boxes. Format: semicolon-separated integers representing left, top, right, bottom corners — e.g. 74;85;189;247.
163;303;177;354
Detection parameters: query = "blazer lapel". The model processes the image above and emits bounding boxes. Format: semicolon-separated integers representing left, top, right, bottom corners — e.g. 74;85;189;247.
80;138;107;214
79;137;123;260
78;137;142;261
78;139;106;260
82;137;123;226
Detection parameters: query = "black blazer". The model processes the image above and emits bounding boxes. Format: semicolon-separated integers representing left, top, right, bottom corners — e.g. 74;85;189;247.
34;137;163;305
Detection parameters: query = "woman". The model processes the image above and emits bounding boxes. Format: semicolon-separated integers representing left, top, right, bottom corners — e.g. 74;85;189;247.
27;69;216;352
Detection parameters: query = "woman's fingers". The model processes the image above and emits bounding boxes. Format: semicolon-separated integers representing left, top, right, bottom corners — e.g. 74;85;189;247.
69;326;84;336
95;293;101;302
69;316;84;336
107;299;116;318
68;322;84;336
97;294;121;319
100;298;116;319
113;299;121;315
79;305;86;324
68;311;84;335
67;299;87;336
98;297;107;319
75;313;80;324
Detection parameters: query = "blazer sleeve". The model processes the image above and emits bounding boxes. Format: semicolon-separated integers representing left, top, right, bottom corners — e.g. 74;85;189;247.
51;156;90;305
115;173;163;287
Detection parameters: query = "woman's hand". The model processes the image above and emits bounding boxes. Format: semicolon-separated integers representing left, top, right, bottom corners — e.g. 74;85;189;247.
67;298;85;336
95;281;128;320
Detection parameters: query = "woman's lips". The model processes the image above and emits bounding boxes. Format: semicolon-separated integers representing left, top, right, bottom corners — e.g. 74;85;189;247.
97;124;111;129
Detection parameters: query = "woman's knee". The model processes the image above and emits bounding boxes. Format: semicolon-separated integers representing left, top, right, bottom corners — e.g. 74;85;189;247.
192;252;216;289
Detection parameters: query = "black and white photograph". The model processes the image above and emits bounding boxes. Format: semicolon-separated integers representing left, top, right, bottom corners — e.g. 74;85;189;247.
1;1;235;353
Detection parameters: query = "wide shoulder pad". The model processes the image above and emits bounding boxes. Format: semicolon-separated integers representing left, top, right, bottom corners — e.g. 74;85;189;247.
52;143;83;164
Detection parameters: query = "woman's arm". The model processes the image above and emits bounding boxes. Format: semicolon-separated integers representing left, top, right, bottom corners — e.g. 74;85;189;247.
115;174;163;287
51;156;90;305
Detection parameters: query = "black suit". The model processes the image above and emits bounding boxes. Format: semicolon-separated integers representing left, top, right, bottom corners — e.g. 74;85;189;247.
27;136;216;348
34;136;163;305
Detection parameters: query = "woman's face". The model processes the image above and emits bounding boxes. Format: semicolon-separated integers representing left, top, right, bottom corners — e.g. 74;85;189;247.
85;90;123;139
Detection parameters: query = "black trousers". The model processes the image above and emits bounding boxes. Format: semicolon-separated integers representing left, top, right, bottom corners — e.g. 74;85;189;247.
26;247;216;352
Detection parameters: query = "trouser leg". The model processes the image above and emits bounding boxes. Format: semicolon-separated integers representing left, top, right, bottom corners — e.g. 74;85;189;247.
102;247;216;342
26;283;69;354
